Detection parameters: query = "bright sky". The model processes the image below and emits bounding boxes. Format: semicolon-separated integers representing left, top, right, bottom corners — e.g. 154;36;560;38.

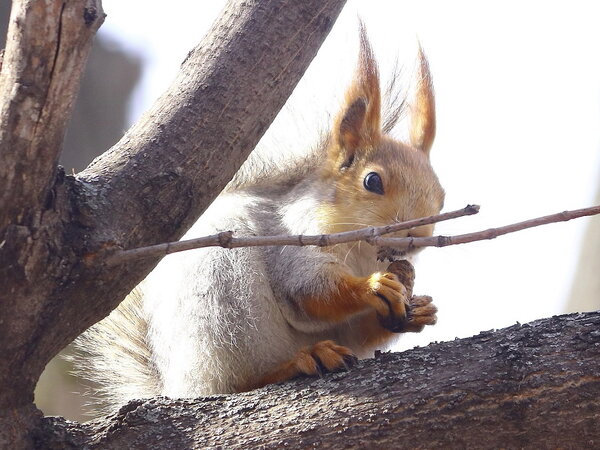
99;1;600;350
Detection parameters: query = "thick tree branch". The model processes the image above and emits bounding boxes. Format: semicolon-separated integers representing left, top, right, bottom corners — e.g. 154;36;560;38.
0;0;104;230
40;312;600;448
0;0;105;415
77;0;347;250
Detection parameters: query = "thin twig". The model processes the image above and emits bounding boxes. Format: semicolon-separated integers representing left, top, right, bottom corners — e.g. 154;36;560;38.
373;205;600;252
101;204;600;267
102;204;480;266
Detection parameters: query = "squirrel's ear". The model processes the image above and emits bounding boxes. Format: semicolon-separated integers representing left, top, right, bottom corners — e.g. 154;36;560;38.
409;44;436;156
331;24;381;160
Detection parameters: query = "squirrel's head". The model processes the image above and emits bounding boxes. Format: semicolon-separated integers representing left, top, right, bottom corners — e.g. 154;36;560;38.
319;26;445;240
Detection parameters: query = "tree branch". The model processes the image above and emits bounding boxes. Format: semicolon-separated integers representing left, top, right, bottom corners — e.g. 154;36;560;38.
39;312;600;448
101;204;480;266
98;204;600;266
0;0;104;230
76;0;347;251
373;204;600;255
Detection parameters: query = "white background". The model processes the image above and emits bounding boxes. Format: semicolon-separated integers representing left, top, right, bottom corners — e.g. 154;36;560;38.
98;0;600;350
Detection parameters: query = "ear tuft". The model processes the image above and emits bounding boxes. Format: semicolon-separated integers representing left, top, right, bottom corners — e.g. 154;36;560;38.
409;43;436;156
356;22;381;141
330;23;381;160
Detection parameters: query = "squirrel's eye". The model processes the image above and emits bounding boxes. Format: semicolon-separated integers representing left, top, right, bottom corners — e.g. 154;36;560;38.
363;172;384;195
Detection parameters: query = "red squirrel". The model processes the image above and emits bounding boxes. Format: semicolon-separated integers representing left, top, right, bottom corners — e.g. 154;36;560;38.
74;26;444;413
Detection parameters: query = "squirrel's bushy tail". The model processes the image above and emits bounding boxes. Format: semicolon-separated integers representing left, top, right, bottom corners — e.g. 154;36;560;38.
69;287;161;415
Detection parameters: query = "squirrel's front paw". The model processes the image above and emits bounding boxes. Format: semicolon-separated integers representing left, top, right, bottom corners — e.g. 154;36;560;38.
404;295;438;332
363;272;410;332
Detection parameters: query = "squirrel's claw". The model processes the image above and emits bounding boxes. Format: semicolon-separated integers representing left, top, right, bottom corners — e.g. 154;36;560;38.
374;260;437;333
403;295;438;333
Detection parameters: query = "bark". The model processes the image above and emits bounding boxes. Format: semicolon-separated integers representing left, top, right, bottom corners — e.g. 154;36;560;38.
0;0;104;230
0;0;104;412
0;0;346;447
38;312;600;449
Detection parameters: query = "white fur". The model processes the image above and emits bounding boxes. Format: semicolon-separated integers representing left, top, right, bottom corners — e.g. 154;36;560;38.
138;184;393;398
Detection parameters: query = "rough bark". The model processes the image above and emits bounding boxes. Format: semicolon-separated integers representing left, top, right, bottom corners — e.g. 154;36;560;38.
38;312;600;449
0;0;104;230
0;0;105;412
0;0;346;447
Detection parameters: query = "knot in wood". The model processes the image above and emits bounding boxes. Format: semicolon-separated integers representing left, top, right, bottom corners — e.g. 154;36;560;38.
217;231;234;248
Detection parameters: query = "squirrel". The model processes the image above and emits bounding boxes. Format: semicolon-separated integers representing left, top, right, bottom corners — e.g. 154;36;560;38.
73;26;445;414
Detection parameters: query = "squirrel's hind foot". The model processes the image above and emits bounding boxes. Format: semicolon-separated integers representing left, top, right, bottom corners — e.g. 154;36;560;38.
244;340;356;392
294;340;358;377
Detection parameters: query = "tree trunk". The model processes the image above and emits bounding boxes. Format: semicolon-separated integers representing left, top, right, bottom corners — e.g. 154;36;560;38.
39;312;600;449
0;0;346;447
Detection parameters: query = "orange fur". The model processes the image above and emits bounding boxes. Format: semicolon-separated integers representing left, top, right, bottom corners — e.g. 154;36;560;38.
305;30;442;365
409;44;436;155
241;341;355;391
304;271;408;322
354;310;396;349
329;24;381;164
318;33;443;237
318;135;444;236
